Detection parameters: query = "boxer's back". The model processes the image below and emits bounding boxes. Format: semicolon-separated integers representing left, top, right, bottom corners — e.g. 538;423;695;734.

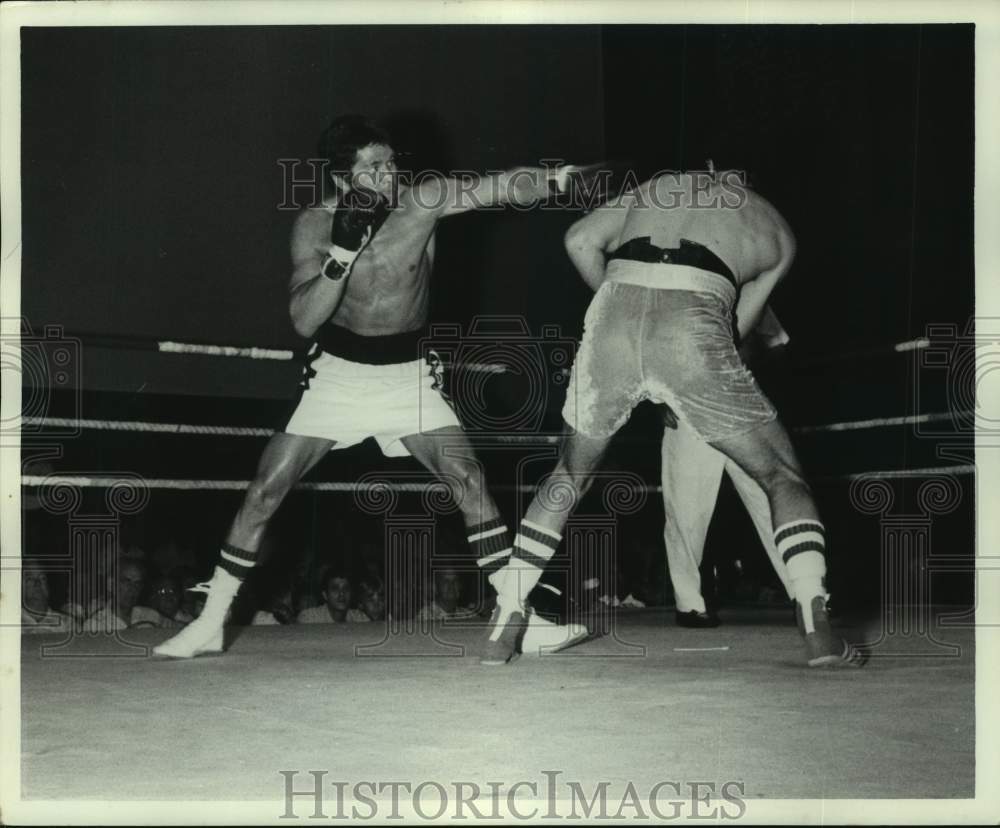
619;173;794;286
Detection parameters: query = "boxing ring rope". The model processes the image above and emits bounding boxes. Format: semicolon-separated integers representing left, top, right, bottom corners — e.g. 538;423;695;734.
20;462;976;495
54;331;507;374
51;329;933;371
22;409;977;439
18;328;975;491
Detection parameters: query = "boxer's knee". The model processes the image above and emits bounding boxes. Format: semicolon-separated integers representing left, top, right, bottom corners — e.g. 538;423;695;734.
767;470;812;506
537;473;583;517
537;457;599;516
748;458;806;503
563;432;609;474
754;464;818;526
438;455;487;512
242;474;292;522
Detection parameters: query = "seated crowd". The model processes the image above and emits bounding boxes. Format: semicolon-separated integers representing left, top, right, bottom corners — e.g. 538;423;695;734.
19;551;489;635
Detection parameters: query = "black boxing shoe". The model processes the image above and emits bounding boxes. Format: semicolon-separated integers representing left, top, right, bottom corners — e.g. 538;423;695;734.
675;609;721;628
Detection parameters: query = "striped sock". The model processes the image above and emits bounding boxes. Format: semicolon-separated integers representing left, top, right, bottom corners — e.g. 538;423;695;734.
217;542;258;580
508;519;562;602
468;517;512;577
774;519;827;632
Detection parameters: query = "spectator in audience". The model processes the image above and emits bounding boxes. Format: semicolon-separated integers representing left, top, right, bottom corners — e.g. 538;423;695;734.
145;573;187;628
297;570;369;623
252;585;297;625
293;577;321;615
289;559;321;615
21;461;69;607
358;576;387;622
61;535;119;621
85;557;164;631
21;560;71;635
417;567;477;621
386;568;417;621
175;569;206;621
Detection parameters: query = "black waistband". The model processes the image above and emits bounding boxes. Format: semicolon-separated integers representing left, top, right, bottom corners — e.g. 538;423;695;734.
315;324;430;365
607;237;737;288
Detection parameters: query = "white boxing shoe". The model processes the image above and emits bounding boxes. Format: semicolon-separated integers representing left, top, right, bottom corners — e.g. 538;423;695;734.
520;609;589;656
152;567;241;659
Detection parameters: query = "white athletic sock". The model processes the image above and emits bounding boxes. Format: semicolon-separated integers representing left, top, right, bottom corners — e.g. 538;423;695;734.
497;519;563;604
774;519;827;633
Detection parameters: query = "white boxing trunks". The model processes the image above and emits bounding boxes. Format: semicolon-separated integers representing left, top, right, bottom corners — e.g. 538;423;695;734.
281;325;460;457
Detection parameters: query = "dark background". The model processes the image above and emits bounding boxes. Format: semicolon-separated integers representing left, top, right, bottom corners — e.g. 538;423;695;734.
20;25;976;612
21;25;973;379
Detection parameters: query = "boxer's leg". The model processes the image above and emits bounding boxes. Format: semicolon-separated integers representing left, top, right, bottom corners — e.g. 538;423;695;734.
494;429;612;605
494;281;638;607
708;420;862;666
402;426;588;657
154;433;332;658
400;426;510;582
482;282;639;664
724;458;793;599
481;428;611;665
708;419;823;606
229;433;335;552
661;420;726;618
641;290;829;651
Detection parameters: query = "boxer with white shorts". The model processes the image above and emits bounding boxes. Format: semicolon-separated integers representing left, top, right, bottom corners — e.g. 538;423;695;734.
155;115;603;659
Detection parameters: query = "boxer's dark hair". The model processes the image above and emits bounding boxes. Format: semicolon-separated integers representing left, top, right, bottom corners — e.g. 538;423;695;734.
318;114;392;183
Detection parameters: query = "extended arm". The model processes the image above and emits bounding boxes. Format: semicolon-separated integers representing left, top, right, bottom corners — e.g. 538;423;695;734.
412;163;607;218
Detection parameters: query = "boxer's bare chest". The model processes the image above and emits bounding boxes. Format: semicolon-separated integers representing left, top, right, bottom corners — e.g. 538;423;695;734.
328;200;437;332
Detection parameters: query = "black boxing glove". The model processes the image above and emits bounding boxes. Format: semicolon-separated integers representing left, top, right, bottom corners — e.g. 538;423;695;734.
321;188;391;281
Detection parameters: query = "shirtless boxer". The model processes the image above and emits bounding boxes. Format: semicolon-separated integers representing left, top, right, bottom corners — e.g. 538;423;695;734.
154;115;597;659
485;170;864;668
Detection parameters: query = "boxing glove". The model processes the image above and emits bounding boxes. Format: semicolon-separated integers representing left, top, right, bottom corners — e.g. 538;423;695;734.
321;188;391;281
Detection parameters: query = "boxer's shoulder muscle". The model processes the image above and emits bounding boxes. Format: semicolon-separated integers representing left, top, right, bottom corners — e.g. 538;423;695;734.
723;193;795;282
741;191;795;261
291;204;334;241
358;197;437;274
